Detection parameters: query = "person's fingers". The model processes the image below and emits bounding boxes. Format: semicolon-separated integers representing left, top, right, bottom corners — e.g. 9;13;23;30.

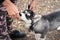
30;4;34;10
9;15;15;18
30;7;32;10
30;7;33;10
7;11;16;18
30;5;32;10
16;13;20;20
6;2;20;19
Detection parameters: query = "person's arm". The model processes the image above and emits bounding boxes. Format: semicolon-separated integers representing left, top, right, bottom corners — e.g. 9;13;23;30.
2;0;20;19
30;0;38;10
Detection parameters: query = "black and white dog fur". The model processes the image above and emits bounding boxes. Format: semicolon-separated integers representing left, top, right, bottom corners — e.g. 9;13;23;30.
19;5;60;40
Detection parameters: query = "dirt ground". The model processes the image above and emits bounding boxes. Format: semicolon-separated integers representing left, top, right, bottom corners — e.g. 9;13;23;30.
12;0;60;40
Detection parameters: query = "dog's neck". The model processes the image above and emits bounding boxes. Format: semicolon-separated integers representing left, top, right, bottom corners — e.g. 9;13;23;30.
24;14;42;31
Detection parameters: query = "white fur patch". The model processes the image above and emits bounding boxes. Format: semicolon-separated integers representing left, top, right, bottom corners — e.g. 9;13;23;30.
20;12;32;29
34;14;42;23
35;34;41;40
25;11;31;16
20;13;27;21
57;27;60;30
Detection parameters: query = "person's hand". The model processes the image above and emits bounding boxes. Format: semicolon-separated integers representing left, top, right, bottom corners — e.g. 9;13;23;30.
30;0;37;10
6;3;20;19
3;0;20;19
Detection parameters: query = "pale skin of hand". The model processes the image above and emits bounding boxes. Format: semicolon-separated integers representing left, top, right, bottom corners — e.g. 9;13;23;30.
30;0;38;10
3;0;20;19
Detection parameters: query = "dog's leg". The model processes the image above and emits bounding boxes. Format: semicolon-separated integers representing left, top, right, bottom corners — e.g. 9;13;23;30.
34;33;41;40
34;33;46;40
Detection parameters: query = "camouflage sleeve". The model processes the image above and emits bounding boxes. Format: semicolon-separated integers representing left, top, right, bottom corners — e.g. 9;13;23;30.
0;0;17;11
0;0;5;5
0;0;17;5
10;0;17;3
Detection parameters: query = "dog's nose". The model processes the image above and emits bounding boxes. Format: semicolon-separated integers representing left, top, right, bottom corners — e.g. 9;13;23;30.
19;13;22;16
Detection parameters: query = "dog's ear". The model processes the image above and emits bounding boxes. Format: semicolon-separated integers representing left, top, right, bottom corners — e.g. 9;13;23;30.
28;4;30;9
33;14;42;23
26;4;31;9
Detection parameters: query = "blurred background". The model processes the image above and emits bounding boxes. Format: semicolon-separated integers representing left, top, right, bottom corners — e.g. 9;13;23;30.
12;0;60;40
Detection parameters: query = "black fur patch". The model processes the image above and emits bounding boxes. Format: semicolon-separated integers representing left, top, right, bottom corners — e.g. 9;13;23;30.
42;11;60;21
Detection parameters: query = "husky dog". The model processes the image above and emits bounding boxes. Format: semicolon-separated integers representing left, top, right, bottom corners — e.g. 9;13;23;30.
19;5;60;40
